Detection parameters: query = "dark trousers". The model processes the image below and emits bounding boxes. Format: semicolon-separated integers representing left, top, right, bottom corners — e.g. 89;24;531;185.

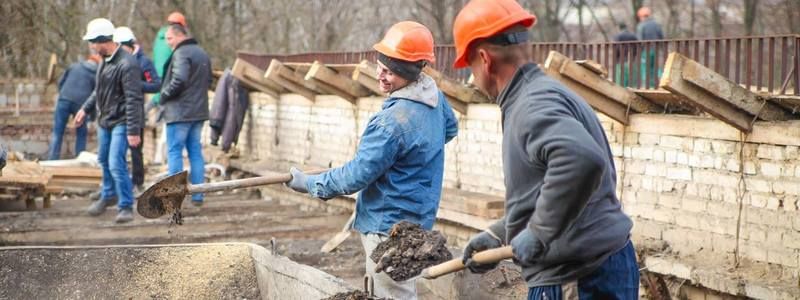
129;128;144;186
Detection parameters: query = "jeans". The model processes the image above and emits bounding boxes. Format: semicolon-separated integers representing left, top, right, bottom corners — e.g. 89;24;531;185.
166;121;205;202
361;233;417;300
48;99;87;160
527;241;639;300
97;124;134;209
129;128;144;186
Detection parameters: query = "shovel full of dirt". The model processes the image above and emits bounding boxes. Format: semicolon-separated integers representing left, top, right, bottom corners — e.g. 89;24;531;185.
137;168;327;221
370;221;453;282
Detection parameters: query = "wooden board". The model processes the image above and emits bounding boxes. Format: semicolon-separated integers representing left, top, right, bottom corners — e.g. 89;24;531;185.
230;58;282;98
423;66;490;104
265;59;316;101
660;52;754;132
439;189;504;219
306;61;373;98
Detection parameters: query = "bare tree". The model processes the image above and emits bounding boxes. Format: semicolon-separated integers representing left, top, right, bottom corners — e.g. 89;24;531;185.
743;0;758;35
708;0;723;37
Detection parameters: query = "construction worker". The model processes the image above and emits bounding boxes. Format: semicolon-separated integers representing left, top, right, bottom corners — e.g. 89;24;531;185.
75;18;144;223
636;7;664;88
48;54;101;160
286;21;458;299
160;24;212;206
452;1;638;299
150;12;187;165
113;26;161;195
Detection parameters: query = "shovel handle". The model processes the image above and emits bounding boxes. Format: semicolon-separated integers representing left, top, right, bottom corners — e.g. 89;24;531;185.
187;168;328;194
422;246;513;280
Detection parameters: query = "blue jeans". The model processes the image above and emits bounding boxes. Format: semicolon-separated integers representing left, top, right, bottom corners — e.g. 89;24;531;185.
528;241;639;300
49;99;87;160
97;124;134;209
166;121;205;202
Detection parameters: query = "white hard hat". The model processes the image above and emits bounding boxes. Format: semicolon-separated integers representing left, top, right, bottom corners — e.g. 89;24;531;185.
113;26;136;43
83;18;115;41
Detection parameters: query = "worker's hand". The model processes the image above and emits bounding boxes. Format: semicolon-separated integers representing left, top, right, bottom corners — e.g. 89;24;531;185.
462;230;503;273
128;135;141;148
510;228;544;267
286;167;309;193
74;109;87;127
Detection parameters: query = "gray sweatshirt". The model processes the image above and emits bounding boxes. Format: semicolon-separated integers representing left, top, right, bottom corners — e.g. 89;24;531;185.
488;63;633;287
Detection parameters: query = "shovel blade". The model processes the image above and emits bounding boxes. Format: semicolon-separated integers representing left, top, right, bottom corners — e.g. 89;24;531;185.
136;171;189;219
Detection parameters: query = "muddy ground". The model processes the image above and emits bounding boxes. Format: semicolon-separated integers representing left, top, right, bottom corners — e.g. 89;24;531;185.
371;221;452;281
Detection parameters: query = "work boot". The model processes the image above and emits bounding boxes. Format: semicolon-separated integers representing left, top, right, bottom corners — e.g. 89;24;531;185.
87;197;118;216
191;200;204;207
115;208;134;223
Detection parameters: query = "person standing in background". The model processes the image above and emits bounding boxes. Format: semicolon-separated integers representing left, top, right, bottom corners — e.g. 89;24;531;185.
636;7;664;88
150;12;187;165
48;54;101;160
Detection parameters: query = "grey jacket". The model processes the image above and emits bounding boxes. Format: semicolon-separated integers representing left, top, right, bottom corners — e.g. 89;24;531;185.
58;61;98;105
209;69;249;152
637;18;664;40
160;38;211;124
488;63;632;287
81;47;144;135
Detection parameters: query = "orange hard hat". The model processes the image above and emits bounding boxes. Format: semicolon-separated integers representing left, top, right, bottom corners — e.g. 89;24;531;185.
373;21;436;63
167;12;187;27
452;0;536;68
637;7;651;19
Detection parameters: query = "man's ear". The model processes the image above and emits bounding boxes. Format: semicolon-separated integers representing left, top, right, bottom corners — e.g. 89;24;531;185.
477;48;492;77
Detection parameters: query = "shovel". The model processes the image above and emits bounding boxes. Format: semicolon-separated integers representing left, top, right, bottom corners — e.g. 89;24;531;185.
137;168;327;219
420;246;513;280
320;210;356;252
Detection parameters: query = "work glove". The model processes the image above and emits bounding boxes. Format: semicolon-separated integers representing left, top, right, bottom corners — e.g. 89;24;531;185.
286;167;309;193
462;230;503;274
510;228;544;267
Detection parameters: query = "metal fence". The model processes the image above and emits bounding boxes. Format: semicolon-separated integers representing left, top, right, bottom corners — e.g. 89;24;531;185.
238;34;800;95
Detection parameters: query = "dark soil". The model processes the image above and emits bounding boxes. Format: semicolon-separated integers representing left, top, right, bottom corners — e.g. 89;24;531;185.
321;290;390;300
369;221;452;281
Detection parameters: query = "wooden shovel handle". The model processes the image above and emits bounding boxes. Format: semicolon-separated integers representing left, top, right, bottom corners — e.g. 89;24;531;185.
187;168;328;194
422;246;513;280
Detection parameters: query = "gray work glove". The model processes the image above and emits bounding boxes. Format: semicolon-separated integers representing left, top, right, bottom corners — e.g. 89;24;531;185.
286;167;309;193
462;230;503;274
510;228;544;267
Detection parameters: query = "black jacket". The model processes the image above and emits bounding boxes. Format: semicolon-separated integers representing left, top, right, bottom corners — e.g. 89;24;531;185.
489;63;632;287
209;69;249;152
160;38;211;124
81;47;144;135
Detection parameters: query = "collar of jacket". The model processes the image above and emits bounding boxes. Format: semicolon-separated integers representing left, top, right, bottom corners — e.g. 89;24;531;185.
496;63;544;109
174;38;198;51
386;72;439;108
104;44;122;63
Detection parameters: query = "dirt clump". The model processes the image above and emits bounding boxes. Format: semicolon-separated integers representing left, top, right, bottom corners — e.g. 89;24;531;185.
321;290;390;300
370;221;452;281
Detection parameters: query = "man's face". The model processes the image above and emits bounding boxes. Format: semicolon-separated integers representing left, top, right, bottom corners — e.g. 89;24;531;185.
376;61;409;94
90;41;115;57
166;29;180;50
467;48;498;99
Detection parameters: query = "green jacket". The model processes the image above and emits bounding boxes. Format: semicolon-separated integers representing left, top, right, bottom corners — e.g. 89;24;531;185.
151;26;173;104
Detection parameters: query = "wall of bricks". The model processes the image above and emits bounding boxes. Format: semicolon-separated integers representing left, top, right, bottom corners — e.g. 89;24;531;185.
230;91;800;286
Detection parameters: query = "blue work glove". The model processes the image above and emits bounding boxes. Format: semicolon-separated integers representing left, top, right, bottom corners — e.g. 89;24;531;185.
510;228;544;267
462;231;503;273
285;167;309;193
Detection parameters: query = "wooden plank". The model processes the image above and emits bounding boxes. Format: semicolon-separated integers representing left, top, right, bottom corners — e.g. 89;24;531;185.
544;51;630;124
575;59;608;78
306;61;373;98
631;89;699;114
678;53;790;121
43;166;102;178
265;59;316;101
423;66;490;104
353;60;378;80
439;189;505;218
444;95;468;115
767;95;800;112
435;209;496;231
282;63;353;101
46;53;58;84
660;52;754;132
230;58;281;98
352;72;384;95
556;53;661;113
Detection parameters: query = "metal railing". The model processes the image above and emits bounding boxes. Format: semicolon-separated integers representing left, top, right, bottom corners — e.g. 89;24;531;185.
238;34;800;95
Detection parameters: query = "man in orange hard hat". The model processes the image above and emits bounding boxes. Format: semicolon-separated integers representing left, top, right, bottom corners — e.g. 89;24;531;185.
285;21;458;299
453;1;638;299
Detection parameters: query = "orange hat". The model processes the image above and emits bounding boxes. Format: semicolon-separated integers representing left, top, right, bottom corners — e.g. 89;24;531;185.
452;0;536;68
637;7;651;19
167;12;187;27
373;21;435;63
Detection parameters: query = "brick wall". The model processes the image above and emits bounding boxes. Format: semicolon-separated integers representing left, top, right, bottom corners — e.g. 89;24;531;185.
230;91;800;283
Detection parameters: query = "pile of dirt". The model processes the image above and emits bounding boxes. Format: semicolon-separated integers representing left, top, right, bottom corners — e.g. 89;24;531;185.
370;221;452;281
321;290;390;300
